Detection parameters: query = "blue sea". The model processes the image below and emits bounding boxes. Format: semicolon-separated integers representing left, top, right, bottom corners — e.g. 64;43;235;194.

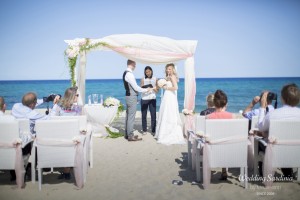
1;77;300;113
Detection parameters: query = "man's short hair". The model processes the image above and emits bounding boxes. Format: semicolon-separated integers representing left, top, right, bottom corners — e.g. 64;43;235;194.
281;83;299;107
127;59;135;66
0;96;5;110
22;92;37;107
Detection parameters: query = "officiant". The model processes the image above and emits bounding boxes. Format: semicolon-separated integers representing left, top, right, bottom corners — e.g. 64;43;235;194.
140;66;159;135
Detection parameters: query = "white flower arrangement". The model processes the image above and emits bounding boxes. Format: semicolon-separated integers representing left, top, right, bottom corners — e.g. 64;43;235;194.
195;131;205;137
157;79;167;88
13;138;22;145
268;136;277;144
182;108;194;115
103;97;121;107
103;97;124;116
72;136;81;144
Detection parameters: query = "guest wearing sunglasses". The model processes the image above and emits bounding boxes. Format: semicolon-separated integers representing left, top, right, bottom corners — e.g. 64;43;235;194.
50;86;81;116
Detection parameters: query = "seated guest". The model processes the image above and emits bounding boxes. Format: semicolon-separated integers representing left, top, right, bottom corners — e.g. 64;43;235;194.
50;86;81;116
207;90;233;119
12;92;60;134
200;93;215;116
0;96;7;115
243;92;276;120
258;83;300;178
207;90;234;180
50;86;81;180
0;96;14;120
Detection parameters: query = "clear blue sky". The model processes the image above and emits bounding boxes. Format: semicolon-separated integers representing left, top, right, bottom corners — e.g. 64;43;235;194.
0;0;299;80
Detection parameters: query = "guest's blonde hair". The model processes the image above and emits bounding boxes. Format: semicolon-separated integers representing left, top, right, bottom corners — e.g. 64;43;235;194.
60;86;78;109
165;63;178;80
0;96;5;110
206;93;214;108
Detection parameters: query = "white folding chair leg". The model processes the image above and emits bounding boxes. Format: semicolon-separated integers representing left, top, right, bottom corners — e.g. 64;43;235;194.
192;140;197;171
195;146;202;182
30;146;36;184
90;135;93;168
38;168;42;191
187;139;192;168
253;139;259;176
243;167;248;189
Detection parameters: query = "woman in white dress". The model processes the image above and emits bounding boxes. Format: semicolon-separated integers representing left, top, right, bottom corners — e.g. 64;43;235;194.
154;63;185;145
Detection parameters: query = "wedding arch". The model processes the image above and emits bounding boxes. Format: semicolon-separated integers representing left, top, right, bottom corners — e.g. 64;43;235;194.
64;33;197;129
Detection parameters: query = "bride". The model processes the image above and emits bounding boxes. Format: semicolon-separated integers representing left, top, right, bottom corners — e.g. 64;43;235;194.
154;63;185;145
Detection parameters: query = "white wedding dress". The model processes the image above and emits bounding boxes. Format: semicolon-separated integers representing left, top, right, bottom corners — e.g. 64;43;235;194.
154;81;186;145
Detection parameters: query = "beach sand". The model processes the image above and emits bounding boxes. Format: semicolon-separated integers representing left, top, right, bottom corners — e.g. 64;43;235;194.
0;111;299;200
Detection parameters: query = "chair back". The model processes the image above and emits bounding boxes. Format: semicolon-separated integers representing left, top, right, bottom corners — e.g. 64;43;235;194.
16;118;30;134
205;119;248;168
251;115;259;131
49;115;92;177
0;120;19;169
35;119;80;168
269;119;300;167
50;115;87;130
195;115;206;134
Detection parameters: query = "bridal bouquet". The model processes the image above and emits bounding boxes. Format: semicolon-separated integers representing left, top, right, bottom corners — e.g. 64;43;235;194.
157;79;167;88
103;97;124;116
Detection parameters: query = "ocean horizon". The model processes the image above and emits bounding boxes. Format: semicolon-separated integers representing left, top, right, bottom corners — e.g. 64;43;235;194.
1;77;300;113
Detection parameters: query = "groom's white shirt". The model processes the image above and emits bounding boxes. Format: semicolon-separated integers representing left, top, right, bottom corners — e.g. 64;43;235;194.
124;67;147;93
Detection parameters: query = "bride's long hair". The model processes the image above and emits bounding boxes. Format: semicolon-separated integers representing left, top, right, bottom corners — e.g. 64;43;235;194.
165;63;178;81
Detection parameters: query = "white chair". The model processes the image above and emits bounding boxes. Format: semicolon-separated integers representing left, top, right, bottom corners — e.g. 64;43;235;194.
0;120;25;188
34;119;85;190
50;115;93;181
254;119;300;186
201;119;249;189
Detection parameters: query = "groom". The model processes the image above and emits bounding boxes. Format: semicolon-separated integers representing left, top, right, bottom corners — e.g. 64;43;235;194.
123;59;151;141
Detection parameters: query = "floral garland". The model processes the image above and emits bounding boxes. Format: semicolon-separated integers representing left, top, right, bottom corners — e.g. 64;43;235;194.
103;97;124;117
64;38;109;86
104;125;124;138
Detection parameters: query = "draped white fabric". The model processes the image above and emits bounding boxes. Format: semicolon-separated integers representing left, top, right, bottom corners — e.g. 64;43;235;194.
77;51;86;106
65;34;197;110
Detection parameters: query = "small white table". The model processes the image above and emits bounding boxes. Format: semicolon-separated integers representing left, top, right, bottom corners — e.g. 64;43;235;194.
83;104;118;136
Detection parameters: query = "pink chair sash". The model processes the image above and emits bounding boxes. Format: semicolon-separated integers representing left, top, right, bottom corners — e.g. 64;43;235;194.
36;137;84;189
0;140;25;189
263;137;300;188
184;115;195;138
188;131;198;170
202;136;247;189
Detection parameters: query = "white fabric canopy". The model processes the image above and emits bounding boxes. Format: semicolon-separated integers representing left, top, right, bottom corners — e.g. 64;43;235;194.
65;34;198;112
